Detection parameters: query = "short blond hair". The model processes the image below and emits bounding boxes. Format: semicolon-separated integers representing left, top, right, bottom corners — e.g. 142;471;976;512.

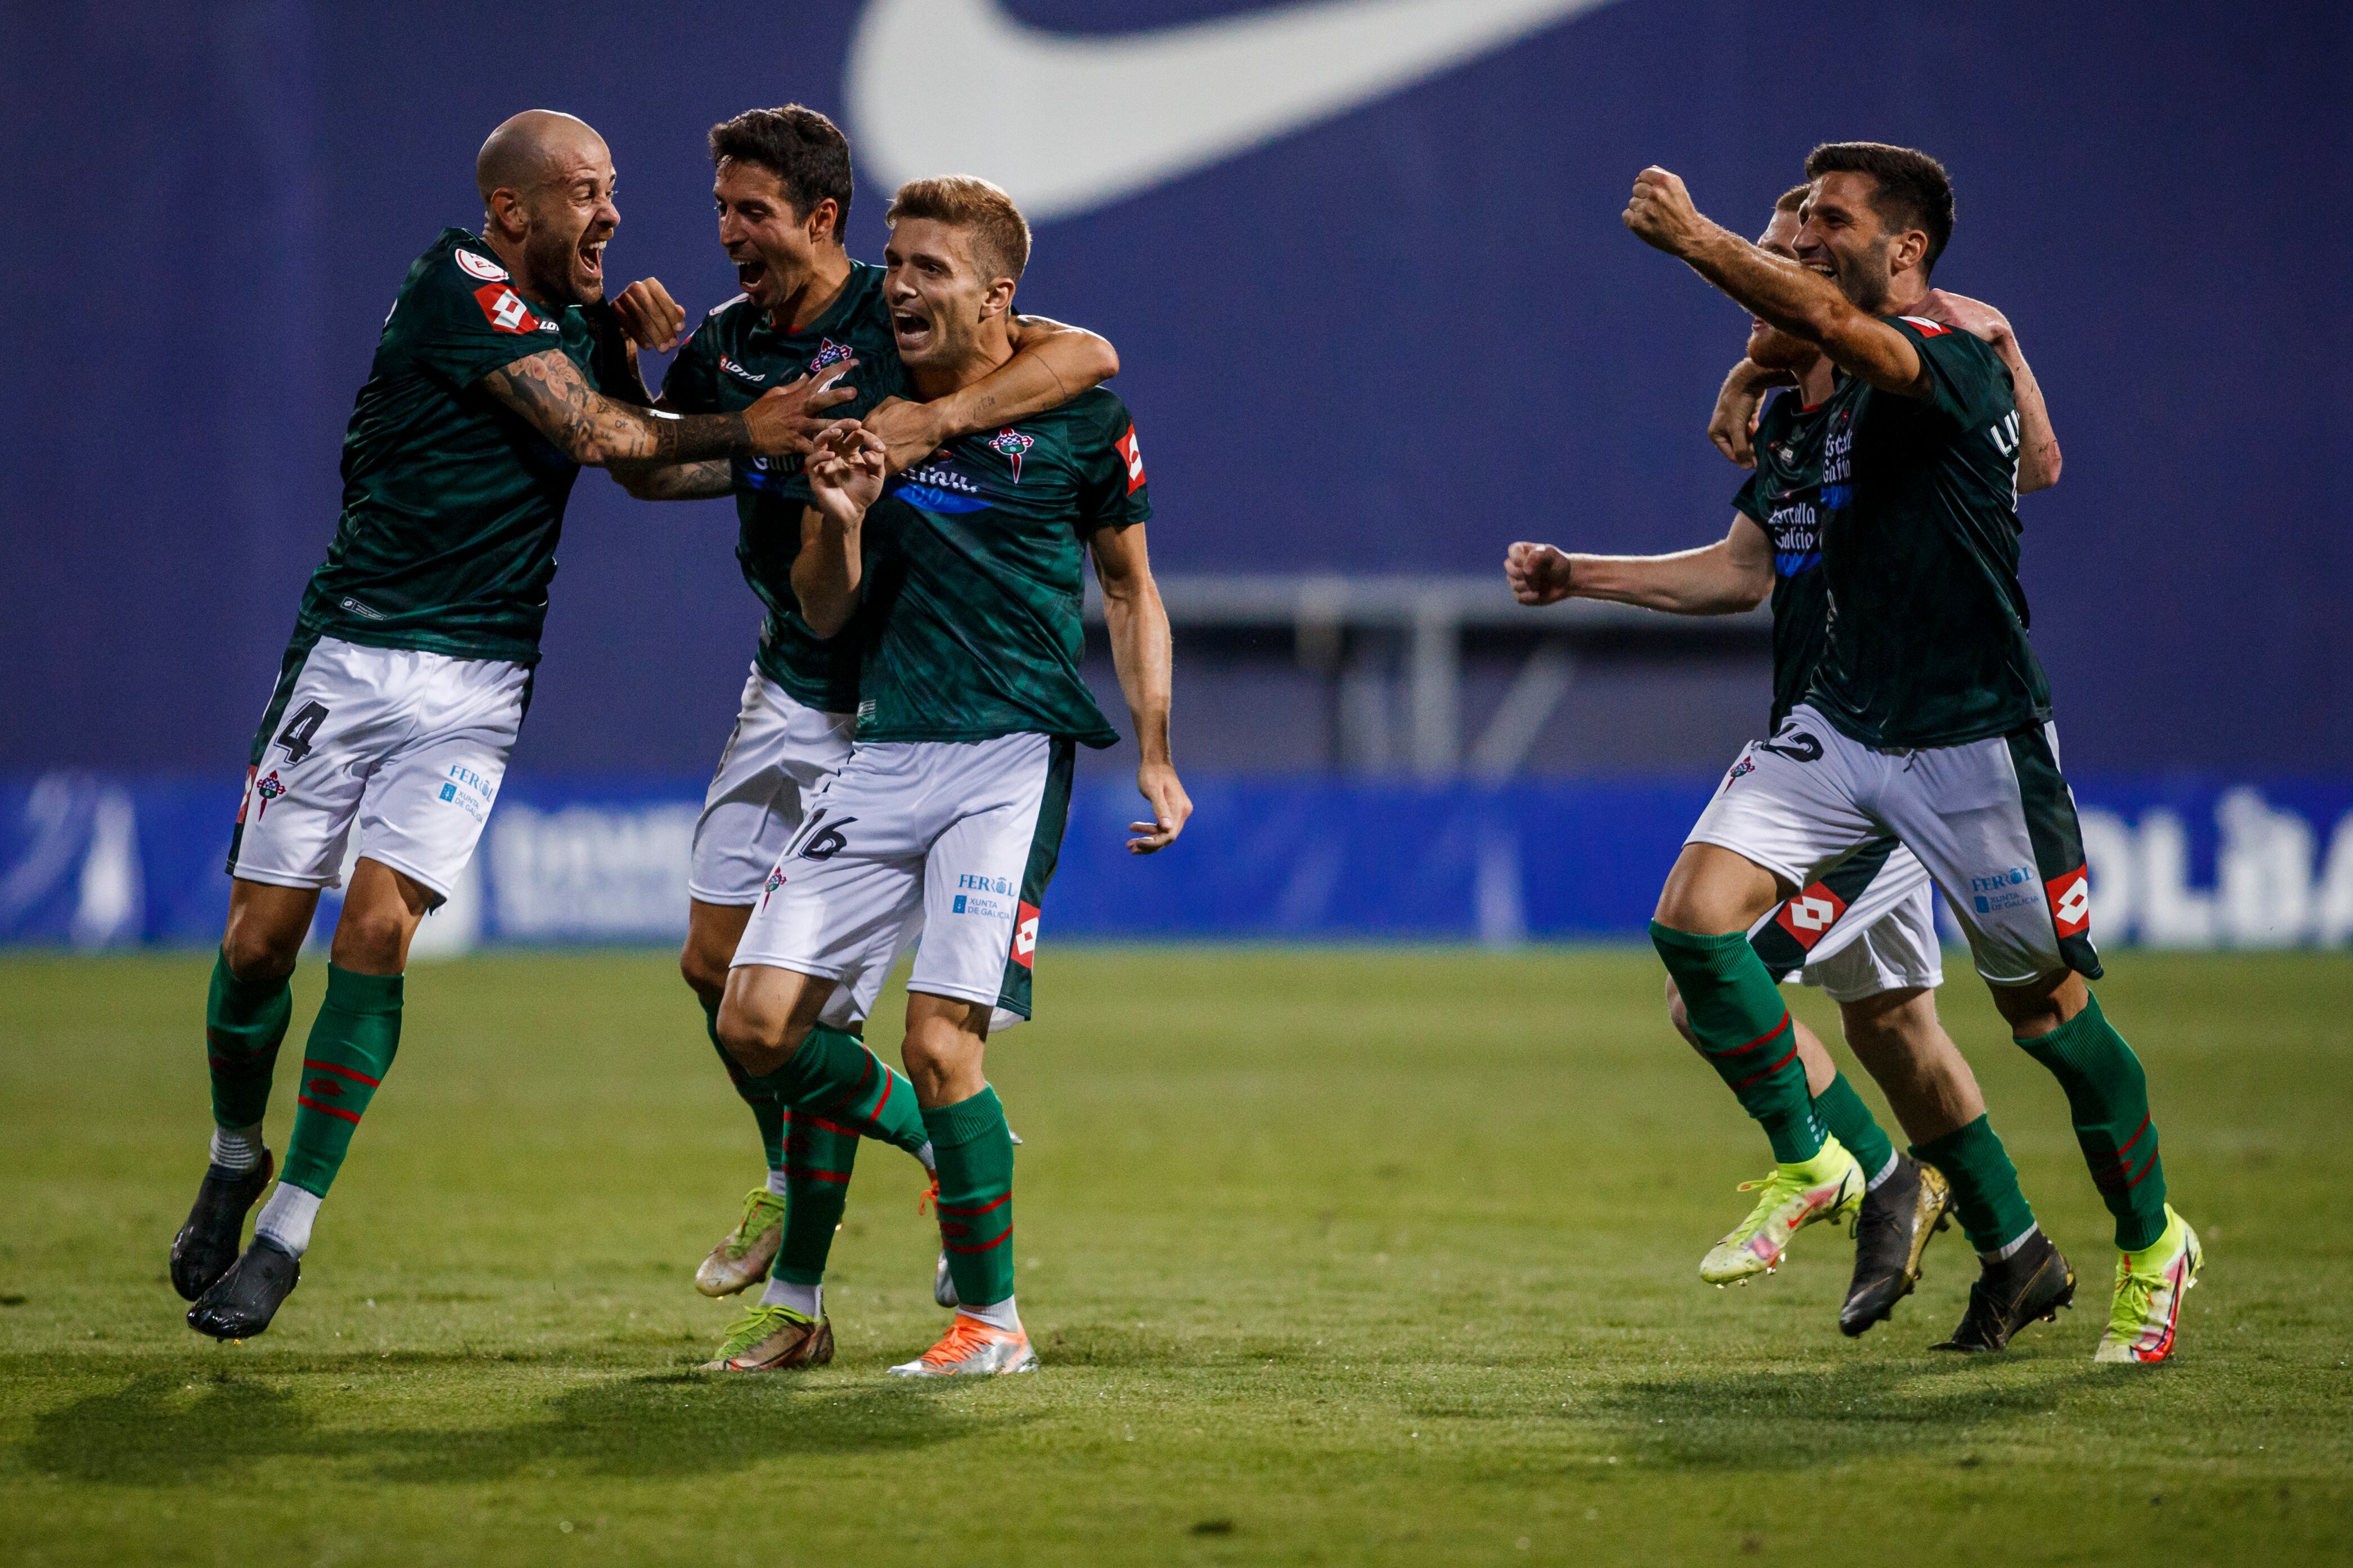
1775;182;1811;214
885;174;1031;281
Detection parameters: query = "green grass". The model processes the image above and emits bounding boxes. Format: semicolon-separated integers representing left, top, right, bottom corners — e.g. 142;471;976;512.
1;948;2349;1565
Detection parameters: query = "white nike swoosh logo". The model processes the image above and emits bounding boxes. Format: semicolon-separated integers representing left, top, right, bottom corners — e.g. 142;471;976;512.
846;0;1618;222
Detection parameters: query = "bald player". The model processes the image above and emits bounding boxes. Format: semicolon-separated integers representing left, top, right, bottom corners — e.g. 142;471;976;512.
169;110;847;1341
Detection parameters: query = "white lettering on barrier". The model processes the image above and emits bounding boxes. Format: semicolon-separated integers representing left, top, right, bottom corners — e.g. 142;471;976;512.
487;803;699;940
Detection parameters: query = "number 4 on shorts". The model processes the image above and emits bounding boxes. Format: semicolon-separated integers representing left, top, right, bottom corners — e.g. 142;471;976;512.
274;700;329;764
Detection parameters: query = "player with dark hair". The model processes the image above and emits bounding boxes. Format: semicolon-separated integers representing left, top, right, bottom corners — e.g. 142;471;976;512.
169;110;833;1339
603;109;1122;1370
712;174;1187;1378
1508;184;2065;1338
1620;142;2200;1362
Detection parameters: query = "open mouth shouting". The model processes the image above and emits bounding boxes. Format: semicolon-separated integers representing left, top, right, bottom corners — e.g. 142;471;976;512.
891;306;936;356
576;234;608;293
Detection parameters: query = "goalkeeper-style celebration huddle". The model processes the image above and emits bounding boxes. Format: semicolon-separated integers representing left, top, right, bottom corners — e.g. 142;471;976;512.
168;104;2195;1377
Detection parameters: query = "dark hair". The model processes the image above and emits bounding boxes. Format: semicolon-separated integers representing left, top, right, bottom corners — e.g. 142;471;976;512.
886;174;1032;281
1774;182;1811;214
1803;142;1954;273
709;105;853;238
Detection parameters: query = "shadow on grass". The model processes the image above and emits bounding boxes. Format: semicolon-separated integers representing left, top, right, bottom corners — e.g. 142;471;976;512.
1584;1355;2112;1468
25;1368;1009;1486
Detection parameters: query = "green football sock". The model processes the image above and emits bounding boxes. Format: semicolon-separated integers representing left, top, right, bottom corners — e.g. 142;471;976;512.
773;1109;861;1286
706;999;786;1170
763;1023;929;1157
1811;1070;1895;1184
2015;992;2167;1251
279;965;402;1198
925;1086;1016;1309
1912;1114;2037;1256
1651;922;1824;1163
205;950;293;1132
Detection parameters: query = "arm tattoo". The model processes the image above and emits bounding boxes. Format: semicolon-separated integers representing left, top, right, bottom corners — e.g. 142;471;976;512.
486;350;748;467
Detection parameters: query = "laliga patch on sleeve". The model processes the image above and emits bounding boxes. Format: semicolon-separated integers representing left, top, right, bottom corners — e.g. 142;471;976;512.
454;248;509;283
1116;424;1146;494
473;282;542;334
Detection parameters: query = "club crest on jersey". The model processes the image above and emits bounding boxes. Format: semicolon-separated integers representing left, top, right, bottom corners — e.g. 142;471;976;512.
473;281;541;335
254;770;287;817
988;427;1035;482
453;248;509;283
1116;424;1146;494
808;338;853;373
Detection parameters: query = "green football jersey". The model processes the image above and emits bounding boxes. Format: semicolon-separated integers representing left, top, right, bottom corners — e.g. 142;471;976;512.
661;262;906;714
296;229;605;664
1804;316;2049;749
851;387;1148;747
1733;389;1835;731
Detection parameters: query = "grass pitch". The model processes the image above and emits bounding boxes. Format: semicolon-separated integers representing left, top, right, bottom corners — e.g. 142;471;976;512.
1;947;2348;1566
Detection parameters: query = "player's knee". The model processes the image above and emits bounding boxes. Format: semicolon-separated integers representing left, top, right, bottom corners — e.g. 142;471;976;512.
329;906;410;974
715;994;800;1077
678;941;728;1005
220;924;300;984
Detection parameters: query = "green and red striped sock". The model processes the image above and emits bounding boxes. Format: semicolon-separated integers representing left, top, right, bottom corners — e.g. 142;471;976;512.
1650;921;1824;1163
773;1108;860;1285
205;949;292;1133
705;998;786;1171
279;965;402;1198
2016;992;2168;1251
925;1086;1016;1310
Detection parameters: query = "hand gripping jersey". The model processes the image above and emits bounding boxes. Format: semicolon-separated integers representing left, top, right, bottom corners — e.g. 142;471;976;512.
661;263;907;715
295;229;607;664
1733;391;1836;731
850;388;1148;747
1803;316;2050;749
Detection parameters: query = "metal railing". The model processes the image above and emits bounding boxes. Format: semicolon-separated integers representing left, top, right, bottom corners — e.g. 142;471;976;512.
1086;574;1770;777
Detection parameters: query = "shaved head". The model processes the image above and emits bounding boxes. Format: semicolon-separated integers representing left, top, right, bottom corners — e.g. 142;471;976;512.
476;110;606;203
474;110;619;306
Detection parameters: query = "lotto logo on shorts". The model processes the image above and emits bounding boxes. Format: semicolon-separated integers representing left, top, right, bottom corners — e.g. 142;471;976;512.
2046;866;2092;937
473;282;542;334
1010;902;1041;969
1774;882;1847;951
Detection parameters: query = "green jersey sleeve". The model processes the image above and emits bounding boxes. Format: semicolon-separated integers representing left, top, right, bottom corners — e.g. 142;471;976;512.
400;234;571;390
659;311;729;414
1886;315;2009;434
1076;400;1151;532
1730;393;1797;524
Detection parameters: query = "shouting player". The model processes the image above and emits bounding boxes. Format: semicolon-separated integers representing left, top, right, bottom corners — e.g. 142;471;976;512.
712;176;1187;1378
605;106;1120;1348
169;110;836;1339
1624;144;2200;1362
1507;184;2063;1340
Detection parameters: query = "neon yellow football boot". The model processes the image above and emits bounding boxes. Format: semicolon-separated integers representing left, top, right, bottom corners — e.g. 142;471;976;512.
1701;1135;1865;1285
695;1185;786;1298
2093;1206;2202;1364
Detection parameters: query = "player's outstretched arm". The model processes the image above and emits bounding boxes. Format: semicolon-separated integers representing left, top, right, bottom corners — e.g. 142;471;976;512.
1090;522;1191;855
1918;289;2063;491
484;350;846;467
1622;167;1927;397
862;316;1120;472
1505;518;1772;616
791;423;888;639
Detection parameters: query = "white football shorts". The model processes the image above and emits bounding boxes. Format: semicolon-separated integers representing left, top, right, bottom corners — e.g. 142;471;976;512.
227;634;527;903
1689;704;2101;987
1743;830;1945;1002
731;732;1076;1023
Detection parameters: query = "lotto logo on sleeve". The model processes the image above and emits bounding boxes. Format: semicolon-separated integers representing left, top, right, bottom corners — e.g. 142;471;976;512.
1773;882;1848;952
2046;866;2092;937
1115;424;1146;494
473;282;542;334
1010;902;1041;969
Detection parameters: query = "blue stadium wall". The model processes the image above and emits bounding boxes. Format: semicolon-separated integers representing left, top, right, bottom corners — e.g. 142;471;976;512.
7;774;2351;951
3;1;2347;781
